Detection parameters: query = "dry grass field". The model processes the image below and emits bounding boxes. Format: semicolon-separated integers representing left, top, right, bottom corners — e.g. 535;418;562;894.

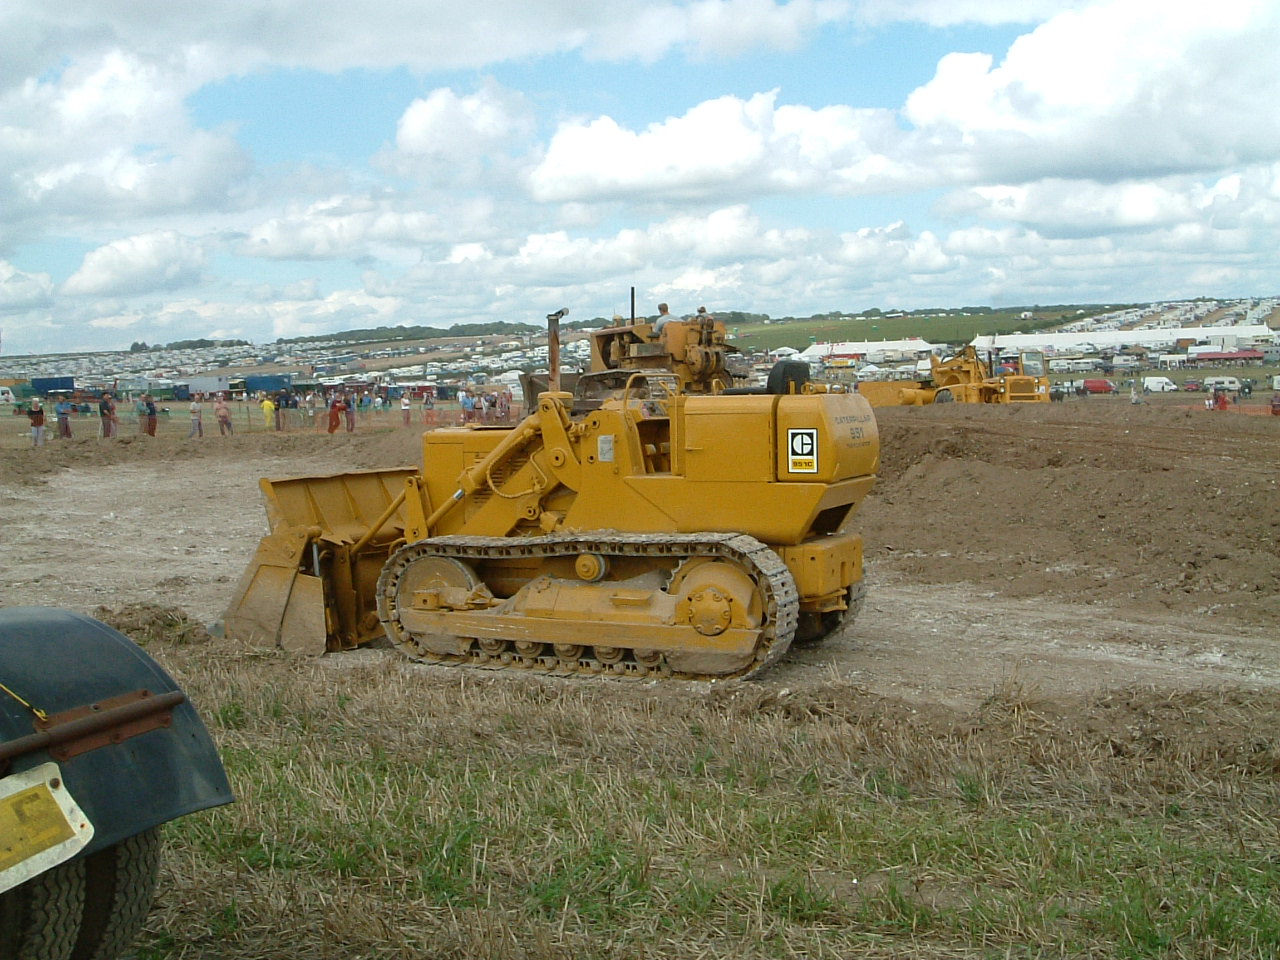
2;393;1278;959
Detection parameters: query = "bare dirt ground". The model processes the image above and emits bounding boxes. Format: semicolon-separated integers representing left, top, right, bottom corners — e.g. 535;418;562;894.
1;395;1277;714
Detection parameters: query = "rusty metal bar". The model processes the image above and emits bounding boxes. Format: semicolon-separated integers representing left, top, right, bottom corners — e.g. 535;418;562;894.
0;690;186;765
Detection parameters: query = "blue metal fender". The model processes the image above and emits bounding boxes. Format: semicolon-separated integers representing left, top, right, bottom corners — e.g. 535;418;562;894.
0;607;233;856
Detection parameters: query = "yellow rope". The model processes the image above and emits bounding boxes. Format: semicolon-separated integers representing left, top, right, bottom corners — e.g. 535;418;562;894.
0;682;48;722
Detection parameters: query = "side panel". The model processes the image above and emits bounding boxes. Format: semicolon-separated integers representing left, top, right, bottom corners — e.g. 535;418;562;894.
775;392;879;483
681;395;776;482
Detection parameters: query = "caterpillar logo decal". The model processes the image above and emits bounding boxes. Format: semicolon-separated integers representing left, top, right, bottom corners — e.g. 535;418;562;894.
787;428;818;473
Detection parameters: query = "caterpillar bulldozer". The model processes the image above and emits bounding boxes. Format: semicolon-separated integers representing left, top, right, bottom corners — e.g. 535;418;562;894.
520;306;738;409
224;315;879;681
850;346;1050;407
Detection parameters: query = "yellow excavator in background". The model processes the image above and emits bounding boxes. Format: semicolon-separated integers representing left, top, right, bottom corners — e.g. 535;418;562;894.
852;346;1050;407
224;310;879;681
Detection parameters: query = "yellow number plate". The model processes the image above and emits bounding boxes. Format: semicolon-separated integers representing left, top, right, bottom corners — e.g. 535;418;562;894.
0;762;94;894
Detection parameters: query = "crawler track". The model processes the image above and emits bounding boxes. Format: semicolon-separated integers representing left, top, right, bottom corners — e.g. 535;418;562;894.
377;532;800;681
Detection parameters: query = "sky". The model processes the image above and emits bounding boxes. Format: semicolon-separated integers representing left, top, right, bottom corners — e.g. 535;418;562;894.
1;0;1278;355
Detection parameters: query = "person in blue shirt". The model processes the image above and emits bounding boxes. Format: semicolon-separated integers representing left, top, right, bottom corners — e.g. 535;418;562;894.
55;398;73;439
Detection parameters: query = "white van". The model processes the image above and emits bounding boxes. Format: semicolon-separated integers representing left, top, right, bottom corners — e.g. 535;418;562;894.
1142;376;1178;393
1202;376;1241;392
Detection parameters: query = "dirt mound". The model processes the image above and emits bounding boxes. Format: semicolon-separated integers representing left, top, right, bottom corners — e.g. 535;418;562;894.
92;601;212;645
866;401;1280;625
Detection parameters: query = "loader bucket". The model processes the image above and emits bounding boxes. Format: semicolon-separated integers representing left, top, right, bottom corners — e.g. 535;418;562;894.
224;468;419;652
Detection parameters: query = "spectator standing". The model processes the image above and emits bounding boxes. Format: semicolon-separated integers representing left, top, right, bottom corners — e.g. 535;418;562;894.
461;389;475;423
27;398;46;447
54;398;73;438
401;393;412;426
344;391;357;432
327;394;345;434
187;398;204;438
142;395;158;436
260;394;275;430
98;393;118;438
214;395;233;435
134;396;148;434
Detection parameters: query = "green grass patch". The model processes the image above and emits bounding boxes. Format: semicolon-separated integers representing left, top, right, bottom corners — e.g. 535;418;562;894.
143;647;1280;960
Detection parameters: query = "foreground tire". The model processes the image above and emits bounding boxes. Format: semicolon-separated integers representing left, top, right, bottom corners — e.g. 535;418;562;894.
0;829;161;960
0;860;85;960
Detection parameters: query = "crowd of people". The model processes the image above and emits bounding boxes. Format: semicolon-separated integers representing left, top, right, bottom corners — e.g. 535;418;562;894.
21;384;518;446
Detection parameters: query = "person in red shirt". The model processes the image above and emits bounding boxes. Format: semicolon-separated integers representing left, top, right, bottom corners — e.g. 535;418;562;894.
327;394;345;434
26;398;46;447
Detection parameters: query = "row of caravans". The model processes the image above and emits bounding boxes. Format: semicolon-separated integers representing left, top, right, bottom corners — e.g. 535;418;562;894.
1048;357;1140;373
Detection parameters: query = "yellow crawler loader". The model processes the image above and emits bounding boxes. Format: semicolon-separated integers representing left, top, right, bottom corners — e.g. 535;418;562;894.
225;362;879;680
845;346;1050;407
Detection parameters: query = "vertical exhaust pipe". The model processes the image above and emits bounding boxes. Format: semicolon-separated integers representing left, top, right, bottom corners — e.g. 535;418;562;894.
546;308;568;393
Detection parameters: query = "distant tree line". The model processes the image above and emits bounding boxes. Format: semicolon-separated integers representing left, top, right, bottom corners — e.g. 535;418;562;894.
129;338;251;352
279;322;541;345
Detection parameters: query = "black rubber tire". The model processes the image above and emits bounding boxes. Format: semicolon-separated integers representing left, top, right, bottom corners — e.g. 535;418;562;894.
73;828;162;960
0;857;86;960
0;828;162;960
933;389;954;403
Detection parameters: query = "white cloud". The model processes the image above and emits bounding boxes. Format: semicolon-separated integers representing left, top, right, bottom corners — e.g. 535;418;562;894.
240;196;464;261
530;92;908;202
63;231;206;297
0;262;54;311
386;81;537;188
854;1;1087;28
1;0;858;86
935;166;1280;239
395;82;533;160
683;0;851;57
0;47;248;241
3;1;1280;356
532;1;1280;204
903;0;1280;177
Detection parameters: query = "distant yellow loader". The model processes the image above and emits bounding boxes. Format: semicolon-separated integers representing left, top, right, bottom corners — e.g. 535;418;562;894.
851;347;1050;407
